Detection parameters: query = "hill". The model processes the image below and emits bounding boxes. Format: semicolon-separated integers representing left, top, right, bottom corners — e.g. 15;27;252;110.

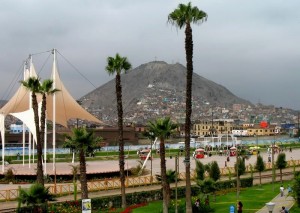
80;61;252;124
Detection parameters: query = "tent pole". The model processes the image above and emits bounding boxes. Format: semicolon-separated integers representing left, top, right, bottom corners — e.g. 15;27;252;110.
44;114;47;175
22;61;27;166
52;49;56;171
1;115;6;172
28;133;31;168
22;124;25;166
32;138;35;164
28;55;33;169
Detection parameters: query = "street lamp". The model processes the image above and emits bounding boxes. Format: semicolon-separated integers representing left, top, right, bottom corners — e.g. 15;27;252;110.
183;157;190;166
272;135;276;191
266;202;275;213
175;155;179;213
236;146;239;199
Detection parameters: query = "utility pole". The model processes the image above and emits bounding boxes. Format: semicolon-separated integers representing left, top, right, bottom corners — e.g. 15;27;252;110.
272;134;275;191
297;111;300;138
211;109;214;136
236;147;239;199
175;155;179;213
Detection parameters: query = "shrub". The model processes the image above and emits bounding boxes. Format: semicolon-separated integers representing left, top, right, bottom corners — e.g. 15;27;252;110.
4;168;15;183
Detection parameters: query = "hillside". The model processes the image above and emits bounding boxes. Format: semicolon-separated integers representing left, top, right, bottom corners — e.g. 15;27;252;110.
80;61;252;124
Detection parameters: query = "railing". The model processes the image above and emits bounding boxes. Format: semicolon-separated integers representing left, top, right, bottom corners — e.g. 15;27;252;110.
0;159;299;202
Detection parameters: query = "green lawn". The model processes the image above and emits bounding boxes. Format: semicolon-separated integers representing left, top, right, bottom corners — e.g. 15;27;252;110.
132;181;300;213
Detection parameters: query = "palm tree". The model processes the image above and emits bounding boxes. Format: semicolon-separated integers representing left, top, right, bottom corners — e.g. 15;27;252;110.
168;3;207;212
39;79;59;161
64;127;101;199
148;117;177;213
156;169;177;205
18;183;55;212
21;77;44;185
105;53;131;208
70;165;79;201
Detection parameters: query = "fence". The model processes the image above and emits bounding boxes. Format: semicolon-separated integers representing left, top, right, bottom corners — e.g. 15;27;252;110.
0;159;299;201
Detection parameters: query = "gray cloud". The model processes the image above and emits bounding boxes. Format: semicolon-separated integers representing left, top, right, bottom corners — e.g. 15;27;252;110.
1;0;300;110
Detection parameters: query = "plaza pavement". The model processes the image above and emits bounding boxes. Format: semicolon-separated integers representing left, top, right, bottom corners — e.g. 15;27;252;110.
3;148;300;174
0;148;299;191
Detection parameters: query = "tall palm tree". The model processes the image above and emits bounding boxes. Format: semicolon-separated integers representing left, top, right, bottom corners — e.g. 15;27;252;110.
168;3;207;212
21;77;44;185
39;80;59;172
105;53;131;208
148;117;177;213
64;127;100;199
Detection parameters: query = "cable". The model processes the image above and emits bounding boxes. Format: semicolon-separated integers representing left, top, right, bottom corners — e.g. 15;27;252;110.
56;50;97;89
0;62;24;101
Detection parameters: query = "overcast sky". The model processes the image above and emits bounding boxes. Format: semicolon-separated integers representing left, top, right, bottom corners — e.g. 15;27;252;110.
1;0;300;110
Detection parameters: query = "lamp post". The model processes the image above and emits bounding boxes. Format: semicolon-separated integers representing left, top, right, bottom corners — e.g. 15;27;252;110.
272;135;275;191
236;146;239;199
150;141;153;184
255;134;258;148
175;155;179;213
211;109;214;137
266;202;275;213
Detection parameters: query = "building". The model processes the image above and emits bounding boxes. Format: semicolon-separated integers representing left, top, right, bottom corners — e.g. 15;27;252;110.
193;119;235;136
0;126;139;148
245;124;276;136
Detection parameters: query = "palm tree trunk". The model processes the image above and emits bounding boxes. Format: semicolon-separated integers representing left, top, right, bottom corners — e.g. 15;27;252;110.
32;93;44;185
40;95;47;184
185;22;193;213
259;171;262;186
160;138;168;213
116;74;126;208
280;169;282;183
79;149;88;199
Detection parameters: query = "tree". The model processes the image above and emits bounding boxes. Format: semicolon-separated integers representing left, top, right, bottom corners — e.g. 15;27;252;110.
197;178;217;208
168;3;207;213
148;117;177;213
195;160;205;181
39;79;59;162
21;78;59;186
255;155;265;186
292;172;300;207
70;165;79;201
156;169;177;206
105;53;131;208
209;161;221;182
64;127;101;199
276;153;287;183
21;77;44;185
235;156;246;193
17;183;55;212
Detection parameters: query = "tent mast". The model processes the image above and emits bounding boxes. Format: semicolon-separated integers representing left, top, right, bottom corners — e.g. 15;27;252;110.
22;60;28;166
1;115;5;172
28;55;33;168
52;49;56;171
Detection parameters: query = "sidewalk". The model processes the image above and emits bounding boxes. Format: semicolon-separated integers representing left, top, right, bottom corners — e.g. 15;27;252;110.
256;189;294;213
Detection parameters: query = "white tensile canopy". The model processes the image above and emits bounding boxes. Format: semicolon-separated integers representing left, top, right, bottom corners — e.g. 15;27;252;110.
46;56;102;128
0;64;37;171
0;50;103;172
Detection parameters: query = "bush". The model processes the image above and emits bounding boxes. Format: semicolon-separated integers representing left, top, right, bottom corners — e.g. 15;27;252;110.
4;168;15;183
